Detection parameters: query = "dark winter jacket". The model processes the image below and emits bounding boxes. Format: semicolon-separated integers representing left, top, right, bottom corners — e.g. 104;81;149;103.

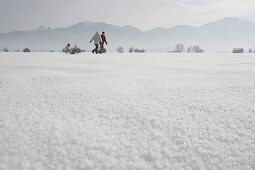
100;34;108;45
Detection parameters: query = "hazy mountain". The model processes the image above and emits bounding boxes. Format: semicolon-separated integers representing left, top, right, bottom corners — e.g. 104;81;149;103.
36;25;52;31
0;17;255;52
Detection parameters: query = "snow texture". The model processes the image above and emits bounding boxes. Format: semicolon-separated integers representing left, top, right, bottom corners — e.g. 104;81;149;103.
0;52;254;170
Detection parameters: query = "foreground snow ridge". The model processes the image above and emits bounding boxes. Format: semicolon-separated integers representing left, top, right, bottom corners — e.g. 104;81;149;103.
0;52;254;170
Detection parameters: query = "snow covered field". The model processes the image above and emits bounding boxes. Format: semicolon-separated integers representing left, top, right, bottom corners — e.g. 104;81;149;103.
0;52;254;170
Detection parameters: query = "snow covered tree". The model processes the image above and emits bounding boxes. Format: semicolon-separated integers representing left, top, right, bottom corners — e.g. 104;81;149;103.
129;47;135;53
187;45;204;53
192;46;200;52
3;47;8;52
175;44;185;52
187;46;192;53
117;47;124;53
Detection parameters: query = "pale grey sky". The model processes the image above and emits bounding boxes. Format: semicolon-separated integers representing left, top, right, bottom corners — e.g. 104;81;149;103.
1;0;255;33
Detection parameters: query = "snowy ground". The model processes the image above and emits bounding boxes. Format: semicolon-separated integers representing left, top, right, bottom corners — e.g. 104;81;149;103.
0;52;254;170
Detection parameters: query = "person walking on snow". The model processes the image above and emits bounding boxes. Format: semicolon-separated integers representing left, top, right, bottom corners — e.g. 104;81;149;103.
90;32;101;54
99;32;108;54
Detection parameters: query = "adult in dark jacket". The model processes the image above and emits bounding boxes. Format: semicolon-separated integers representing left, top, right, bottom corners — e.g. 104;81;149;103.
99;32;108;54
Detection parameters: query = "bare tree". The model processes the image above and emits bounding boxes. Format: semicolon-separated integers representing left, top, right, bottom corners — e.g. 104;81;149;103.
187;46;192;53
117;47;124;53
129;47;135;53
175;44;185;52
187;45;204;53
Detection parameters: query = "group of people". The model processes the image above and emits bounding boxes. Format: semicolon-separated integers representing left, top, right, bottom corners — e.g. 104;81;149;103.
65;31;108;54
90;31;108;54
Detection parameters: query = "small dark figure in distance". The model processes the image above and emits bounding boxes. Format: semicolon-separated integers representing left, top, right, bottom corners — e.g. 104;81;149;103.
90;32;101;54
99;32;108;54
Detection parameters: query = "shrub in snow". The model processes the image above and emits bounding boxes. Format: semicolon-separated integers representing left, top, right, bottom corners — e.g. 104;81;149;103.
129;47;135;53
117;47;124;53
71;44;81;54
3;47;8;52
23;48;30;52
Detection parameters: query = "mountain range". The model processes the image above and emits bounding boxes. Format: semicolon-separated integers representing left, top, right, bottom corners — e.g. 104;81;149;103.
0;17;255;52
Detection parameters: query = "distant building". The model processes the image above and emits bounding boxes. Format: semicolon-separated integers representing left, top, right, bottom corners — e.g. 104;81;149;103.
135;49;146;53
23;48;30;52
233;48;244;53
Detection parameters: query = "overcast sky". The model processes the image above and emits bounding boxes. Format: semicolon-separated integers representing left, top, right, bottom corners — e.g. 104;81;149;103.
1;0;255;33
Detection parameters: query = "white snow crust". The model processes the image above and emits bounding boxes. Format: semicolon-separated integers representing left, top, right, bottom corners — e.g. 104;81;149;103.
0;52;254;169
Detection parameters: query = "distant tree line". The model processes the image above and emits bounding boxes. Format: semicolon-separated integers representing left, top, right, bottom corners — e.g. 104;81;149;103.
168;44;204;53
116;46;146;53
